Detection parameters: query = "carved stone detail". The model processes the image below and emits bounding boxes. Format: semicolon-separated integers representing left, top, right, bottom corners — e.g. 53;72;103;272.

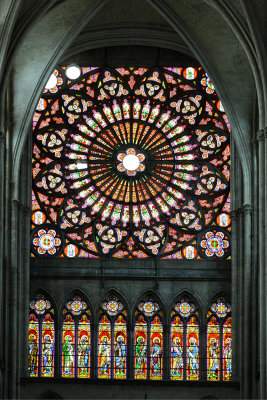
242;204;253;215
256;128;267;142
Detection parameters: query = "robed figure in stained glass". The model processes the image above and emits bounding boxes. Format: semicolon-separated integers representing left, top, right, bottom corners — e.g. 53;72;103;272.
223;338;232;379
114;336;126;376
78;336;90;376
99;336;111;376
28;334;38;376
150;338;162;376
42;335;53;375
135;337;147;377
208;338;220;379
63;335;74;375
187;337;199;378
171;337;183;378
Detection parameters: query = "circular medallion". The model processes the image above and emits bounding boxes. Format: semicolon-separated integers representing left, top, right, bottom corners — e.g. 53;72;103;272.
39;233;55;251
64;244;79;257
107;300;119;313
35;299;47;312
31;225;64;256
143;302;154;314
32;211;46;225
198;228;230;259
70;300;82;313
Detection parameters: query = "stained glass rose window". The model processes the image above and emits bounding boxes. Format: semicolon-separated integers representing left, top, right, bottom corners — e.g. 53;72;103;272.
31;65;231;259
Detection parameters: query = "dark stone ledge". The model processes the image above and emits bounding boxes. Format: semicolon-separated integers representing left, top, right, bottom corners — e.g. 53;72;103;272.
31;258;231;280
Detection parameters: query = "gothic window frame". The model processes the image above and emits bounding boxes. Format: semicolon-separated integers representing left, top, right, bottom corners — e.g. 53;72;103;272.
97;292;128;379
170;293;200;381
206;294;232;381
28;292;56;378
133;292;165;380
61;292;92;378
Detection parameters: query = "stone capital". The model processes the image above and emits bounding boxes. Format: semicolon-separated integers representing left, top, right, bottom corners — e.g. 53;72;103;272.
11;199;22;210
242;204;253;215
256;128;267;142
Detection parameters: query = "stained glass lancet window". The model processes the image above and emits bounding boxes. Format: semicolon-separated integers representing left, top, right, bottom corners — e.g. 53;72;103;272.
134;297;163;380
207;297;232;381
28;294;55;377
170;298;199;380
31;65;231;259
98;295;127;379
61;296;91;378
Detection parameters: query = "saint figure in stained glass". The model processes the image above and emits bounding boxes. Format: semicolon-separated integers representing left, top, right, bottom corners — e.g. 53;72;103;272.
62;296;91;378
29;294;54;378
134;297;162;380
171;298;199;381
98;295;127;379
207;297;231;381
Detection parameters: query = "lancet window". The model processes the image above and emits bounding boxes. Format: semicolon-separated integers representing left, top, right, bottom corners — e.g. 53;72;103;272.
61;296;91;378
134;297;163;380
170;298;199;380
207;297;232;381
28;294;55;377
98;295;127;379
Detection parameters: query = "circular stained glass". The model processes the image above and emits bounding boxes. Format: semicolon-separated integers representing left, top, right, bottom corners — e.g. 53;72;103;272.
66;296;87;315
174;300;195;317
31;225;64;256
107;300;118;313
32;211;46;225
198;228;230;259
35;300;47;312
64;244;79;257
32;66;230;259
143;302;154;314
30;296;51;314
211;298;231;318
102;296;123;316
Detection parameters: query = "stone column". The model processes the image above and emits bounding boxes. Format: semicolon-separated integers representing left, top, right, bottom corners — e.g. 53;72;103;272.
0;131;5;399
230;209;238;382
8;199;21;399
256;128;267;399
242;204;253;399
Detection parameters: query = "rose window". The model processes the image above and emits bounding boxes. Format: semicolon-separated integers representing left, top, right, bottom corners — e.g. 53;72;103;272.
31;65;231;259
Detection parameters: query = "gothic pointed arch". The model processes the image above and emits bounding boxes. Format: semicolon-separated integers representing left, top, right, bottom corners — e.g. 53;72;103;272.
61;291;92;378
133;292;164;380
206;295;232;381
170;292;200;380
28;291;56;378
97;291;128;379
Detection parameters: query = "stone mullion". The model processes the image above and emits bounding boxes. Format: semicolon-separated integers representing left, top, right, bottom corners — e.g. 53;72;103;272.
20;133;32;379
256;128;267;399
127;321;133;379
8;199;20;398
237;208;244;393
